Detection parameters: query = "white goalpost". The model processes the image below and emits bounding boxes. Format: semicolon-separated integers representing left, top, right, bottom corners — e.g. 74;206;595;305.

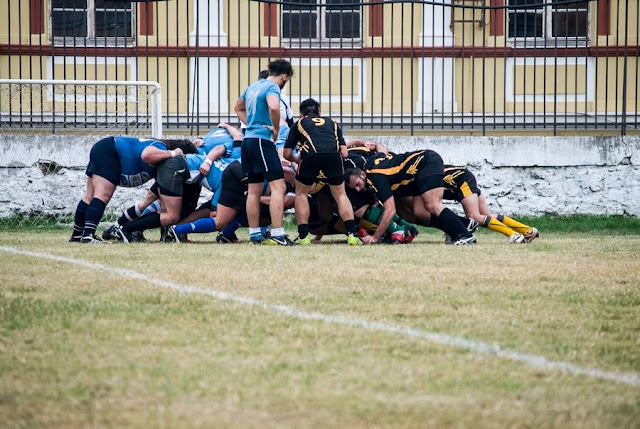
0;79;163;138
0;79;164;227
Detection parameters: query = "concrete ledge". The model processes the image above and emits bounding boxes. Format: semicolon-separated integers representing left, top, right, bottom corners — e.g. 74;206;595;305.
1;134;638;217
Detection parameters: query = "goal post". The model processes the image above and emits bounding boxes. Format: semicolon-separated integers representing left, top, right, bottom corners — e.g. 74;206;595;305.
0;79;164;227
0;79;163;138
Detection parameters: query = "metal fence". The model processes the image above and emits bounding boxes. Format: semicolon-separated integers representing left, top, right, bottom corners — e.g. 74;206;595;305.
0;0;638;135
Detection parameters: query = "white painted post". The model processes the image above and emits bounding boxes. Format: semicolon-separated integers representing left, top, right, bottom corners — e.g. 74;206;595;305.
189;0;229;117
416;1;457;113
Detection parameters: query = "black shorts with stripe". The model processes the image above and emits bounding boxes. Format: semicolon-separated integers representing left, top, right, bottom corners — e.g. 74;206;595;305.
85;137;121;186
241;137;284;183
217;161;248;213
156;156;189;197
415;150;446;195
442;167;481;202
297;153;344;186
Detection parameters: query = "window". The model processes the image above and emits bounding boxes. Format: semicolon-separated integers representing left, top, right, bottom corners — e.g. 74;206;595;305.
282;0;362;43
507;0;588;43
51;0;135;45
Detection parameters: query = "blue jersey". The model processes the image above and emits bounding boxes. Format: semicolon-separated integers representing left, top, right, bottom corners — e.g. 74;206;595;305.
185;154;229;206
274;124;290;151
113;137;166;187
198;128;234;156
241;79;281;141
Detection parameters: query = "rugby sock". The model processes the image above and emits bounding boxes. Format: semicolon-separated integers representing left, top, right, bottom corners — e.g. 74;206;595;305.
249;227;262;240
344;219;357;235
72;200;89;237
483;216;517;237
361;206;403;233
117;203;143;226
271;227;285;238
298;224;309;239
142;201;162;216
394;215;414;231
122;213;161;233
497;214;532;234
220;215;247;237
175;217;216;235
82;198;107;238
458;216;474;229
433;208;471;240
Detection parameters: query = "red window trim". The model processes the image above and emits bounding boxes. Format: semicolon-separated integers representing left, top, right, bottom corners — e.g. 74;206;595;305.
30;0;44;35
490;0;504;37
369;0;383;37
140;2;154;36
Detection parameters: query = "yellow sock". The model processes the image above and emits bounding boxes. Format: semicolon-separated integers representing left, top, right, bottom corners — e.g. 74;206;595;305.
484;216;518;238
497;215;532;234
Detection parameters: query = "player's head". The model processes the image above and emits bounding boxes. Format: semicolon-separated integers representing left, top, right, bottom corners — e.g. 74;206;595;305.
344;168;367;192
268;59;294;88
258;69;269;80
300;98;320;118
161;139;198;154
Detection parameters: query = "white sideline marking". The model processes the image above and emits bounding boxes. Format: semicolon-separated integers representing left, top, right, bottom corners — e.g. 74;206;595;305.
2;246;639;388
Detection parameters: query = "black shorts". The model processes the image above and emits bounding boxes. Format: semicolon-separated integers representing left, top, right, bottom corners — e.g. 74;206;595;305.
298;153;344;187
156;156;189;197
415;150;446;195
85;137;121;186
217;162;248;213
443;168;481;202
241;138;284;183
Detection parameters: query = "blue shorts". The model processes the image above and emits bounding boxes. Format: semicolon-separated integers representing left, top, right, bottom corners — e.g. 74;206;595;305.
241;138;284;184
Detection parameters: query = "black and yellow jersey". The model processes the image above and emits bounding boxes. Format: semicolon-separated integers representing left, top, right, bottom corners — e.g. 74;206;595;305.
344;146;377;170
285;116;345;158
363;150;427;202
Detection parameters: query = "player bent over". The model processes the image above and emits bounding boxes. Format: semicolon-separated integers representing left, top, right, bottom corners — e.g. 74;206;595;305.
283;98;360;246
443;166;539;243
70;136;195;243
345;150;476;245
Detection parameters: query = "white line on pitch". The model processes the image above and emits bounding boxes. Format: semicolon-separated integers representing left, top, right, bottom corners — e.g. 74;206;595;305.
2;245;639;387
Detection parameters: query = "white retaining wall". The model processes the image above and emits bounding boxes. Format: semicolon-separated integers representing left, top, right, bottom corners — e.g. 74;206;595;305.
0;134;638;217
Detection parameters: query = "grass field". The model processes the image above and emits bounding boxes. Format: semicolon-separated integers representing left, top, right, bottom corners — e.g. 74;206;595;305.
1;217;640;427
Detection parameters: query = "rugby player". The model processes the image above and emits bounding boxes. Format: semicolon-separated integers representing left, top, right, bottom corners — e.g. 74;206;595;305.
345;150;477;245
443;166;539;243
70;137;195;243
235;59;296;245
283;98;360;246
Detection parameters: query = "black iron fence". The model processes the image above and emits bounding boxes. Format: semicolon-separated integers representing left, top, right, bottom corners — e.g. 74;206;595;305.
0;0;638;135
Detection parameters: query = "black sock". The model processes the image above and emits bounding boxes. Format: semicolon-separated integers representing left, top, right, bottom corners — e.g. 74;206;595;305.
122;213;161;233
458;216;471;229
117;205;140;226
298;223;309;239
416;219;432;228
344;219;357;235
82;198;107;238
434;208;471;240
72;200;89;236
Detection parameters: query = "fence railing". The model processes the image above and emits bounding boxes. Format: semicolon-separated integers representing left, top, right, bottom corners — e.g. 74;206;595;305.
0;0;638;135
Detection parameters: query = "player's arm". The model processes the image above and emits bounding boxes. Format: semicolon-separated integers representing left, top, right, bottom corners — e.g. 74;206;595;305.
337;124;348;159
283;126;301;164
346;138;367;148
217;122;243;141
266;94;280;141
234;97;247;126
199;145;226;175
141;145;182;165
368;196;396;244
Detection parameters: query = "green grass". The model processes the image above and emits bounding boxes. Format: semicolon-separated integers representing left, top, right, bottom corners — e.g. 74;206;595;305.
1;227;639;427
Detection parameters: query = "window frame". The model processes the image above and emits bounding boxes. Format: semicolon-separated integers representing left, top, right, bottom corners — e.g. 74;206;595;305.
280;0;363;47
507;2;590;47
50;0;136;47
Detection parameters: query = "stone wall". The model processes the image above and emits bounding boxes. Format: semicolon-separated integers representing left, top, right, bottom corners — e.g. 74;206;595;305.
0;134;638;217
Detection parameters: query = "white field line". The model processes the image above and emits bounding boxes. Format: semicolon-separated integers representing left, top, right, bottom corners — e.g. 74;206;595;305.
2;246;639;388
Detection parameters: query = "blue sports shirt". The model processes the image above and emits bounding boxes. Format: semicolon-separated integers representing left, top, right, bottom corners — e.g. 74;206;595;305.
198;128;235;157
241;79;281;141
185;154;229;207
113;137;166;187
